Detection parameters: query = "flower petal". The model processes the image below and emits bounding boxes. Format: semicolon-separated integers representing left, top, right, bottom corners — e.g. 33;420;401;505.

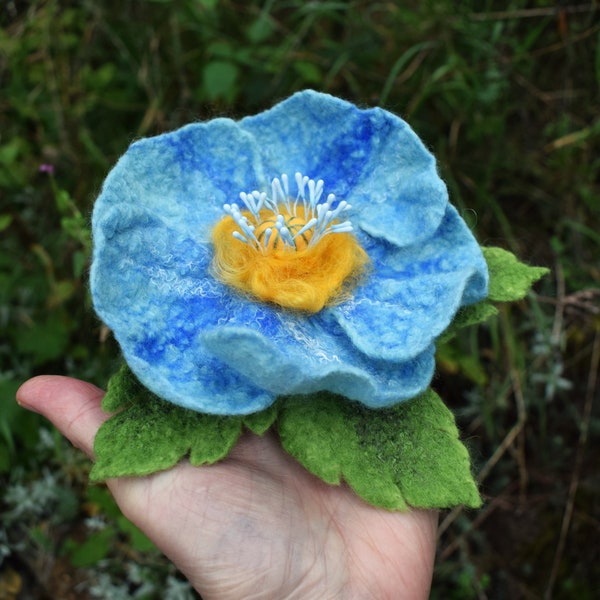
96;119;266;240
201;315;436;408
239;90;447;246
126;347;274;415
330;272;472;361
334;205;488;360
239;90;373;196
91;205;274;414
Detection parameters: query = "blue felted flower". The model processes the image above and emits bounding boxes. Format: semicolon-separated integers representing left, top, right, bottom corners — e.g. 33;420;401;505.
91;90;488;415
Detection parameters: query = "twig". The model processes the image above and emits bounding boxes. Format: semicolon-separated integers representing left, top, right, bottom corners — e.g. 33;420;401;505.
438;306;530;538
529;21;600;59
438;493;507;559
511;365;528;504
544;325;600;599
477;310;528;486
475;405;526;485
437;505;462;539
468;4;598;20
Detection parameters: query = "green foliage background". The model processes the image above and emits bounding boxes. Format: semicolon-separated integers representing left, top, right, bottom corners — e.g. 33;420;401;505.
1;0;599;598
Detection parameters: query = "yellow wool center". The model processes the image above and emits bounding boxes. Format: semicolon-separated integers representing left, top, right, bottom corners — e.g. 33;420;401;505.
211;174;369;312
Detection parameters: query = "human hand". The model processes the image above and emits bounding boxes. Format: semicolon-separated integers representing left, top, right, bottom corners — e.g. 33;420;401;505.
17;376;437;599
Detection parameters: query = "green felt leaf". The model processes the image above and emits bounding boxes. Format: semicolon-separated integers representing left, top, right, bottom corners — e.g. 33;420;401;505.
92;366;250;481
92;365;282;481
277;390;481;510
439;301;498;343
91;392;243;481
101;362;139;412
243;400;279;435
454;300;499;329
483;246;549;302
440;246;549;342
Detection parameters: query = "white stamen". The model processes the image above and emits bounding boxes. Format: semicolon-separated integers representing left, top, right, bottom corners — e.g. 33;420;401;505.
262;227;272;249
232;231;250;244
282;173;289;197
293;217;318;240
223;172;355;253
331;222;353;233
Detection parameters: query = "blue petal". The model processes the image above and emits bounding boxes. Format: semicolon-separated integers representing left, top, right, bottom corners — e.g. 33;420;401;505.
239;91;373;197
332;205;488;360
239;90;447;246
91;204;274;414
127;347;275;415
330;272;472;362
201;324;435;409
95;119;266;240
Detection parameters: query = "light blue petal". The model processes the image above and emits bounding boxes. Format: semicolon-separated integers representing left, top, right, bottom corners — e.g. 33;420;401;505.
332;205;489;360
330;272;472;362
201;322;436;408
127;348;275;415
239;90;447;246
239;90;374;196
94;119;266;240
91;204;274;414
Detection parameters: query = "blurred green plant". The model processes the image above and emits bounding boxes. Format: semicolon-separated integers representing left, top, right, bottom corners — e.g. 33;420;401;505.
1;0;599;597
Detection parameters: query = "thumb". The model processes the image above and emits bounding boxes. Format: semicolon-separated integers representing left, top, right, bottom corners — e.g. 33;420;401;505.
16;376;108;459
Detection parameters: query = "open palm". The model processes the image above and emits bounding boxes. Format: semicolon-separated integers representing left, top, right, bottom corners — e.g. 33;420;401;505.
18;376;437;599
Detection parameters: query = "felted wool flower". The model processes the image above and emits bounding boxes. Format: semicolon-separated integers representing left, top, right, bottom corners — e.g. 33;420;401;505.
90;90;489;416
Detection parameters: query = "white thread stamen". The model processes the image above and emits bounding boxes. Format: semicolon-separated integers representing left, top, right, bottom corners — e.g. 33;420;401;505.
224;172;353;253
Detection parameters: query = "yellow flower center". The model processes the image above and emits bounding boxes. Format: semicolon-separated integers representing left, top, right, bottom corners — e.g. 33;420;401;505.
211;173;369;312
